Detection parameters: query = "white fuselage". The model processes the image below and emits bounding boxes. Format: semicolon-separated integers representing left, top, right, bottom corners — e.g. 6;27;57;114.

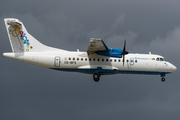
3;51;177;76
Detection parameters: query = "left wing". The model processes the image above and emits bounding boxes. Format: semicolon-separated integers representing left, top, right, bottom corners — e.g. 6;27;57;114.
87;38;108;55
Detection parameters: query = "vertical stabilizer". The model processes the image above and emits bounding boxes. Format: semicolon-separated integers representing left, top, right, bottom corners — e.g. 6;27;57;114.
4;18;66;53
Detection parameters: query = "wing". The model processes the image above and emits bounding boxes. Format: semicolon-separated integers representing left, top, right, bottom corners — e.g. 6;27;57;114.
87;38;108;55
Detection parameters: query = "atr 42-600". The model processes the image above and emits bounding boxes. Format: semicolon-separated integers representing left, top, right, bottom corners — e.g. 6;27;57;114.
3;18;177;82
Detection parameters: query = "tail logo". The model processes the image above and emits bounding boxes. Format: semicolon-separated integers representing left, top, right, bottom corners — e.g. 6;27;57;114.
12;26;20;37
11;25;30;49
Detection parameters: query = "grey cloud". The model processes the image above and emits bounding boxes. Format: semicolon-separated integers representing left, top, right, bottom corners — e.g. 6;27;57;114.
131;27;180;59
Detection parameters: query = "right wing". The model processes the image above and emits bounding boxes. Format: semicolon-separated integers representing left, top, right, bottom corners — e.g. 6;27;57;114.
87;38;108;55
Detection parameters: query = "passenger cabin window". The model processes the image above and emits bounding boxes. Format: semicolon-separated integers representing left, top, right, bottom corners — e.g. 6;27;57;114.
102;59;104;61
81;58;83;61
127;60;129;62
114;59;116;62
118;59;120;62
69;57;71;60
98;58;100;61
77;58;79;61
73;58;75;60
135;60;137;63
85;58;87;61
93;58;96;61
106;59;108;62
89;58;91;61
110;59;112;62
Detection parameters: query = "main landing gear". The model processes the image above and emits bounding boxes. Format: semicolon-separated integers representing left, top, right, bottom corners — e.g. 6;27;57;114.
93;67;104;82
93;73;101;82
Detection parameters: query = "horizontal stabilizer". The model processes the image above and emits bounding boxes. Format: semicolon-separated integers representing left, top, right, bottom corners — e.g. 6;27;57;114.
6;19;22;26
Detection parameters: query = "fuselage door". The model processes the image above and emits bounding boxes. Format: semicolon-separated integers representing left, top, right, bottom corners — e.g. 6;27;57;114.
54;56;60;67
129;58;134;66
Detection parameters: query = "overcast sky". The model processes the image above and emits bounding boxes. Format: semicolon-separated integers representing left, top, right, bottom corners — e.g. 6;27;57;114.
0;0;180;120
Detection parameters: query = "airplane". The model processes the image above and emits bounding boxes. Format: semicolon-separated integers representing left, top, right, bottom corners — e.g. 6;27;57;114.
2;18;177;82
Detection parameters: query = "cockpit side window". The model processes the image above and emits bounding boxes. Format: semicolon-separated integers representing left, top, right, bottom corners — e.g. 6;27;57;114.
156;57;167;61
163;58;167;61
156;58;159;61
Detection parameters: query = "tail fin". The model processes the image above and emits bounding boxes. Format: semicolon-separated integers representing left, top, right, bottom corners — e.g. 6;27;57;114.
4;18;66;53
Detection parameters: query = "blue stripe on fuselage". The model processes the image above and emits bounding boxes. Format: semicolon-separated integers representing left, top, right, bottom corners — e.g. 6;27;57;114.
50;68;171;75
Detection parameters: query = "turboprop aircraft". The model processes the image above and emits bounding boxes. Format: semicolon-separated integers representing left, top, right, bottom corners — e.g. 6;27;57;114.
3;18;177;82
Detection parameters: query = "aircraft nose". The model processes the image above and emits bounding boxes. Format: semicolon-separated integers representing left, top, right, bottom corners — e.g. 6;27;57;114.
171;65;177;72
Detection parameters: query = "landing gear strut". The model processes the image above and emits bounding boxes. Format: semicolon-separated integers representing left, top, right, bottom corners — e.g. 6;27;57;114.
93;73;100;82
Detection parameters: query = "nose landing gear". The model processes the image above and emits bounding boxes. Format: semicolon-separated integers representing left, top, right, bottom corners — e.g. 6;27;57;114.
161;74;166;82
161;77;165;82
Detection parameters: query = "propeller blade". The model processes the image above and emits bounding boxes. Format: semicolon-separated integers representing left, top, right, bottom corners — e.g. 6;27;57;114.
123;54;125;66
123;38;126;53
122;38;128;66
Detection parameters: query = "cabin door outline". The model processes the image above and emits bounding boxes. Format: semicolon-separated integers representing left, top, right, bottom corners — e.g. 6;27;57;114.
54;56;60;67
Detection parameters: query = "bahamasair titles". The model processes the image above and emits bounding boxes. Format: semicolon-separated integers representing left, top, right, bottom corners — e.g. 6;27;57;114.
3;18;177;82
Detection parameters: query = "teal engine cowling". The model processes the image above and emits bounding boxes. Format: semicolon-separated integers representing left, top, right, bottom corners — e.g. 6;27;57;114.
95;47;123;58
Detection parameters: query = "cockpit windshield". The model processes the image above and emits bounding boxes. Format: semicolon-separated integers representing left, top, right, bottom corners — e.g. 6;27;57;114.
156;57;167;61
163;58;167;61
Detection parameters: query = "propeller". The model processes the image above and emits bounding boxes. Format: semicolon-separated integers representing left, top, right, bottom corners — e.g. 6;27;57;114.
122;38;129;66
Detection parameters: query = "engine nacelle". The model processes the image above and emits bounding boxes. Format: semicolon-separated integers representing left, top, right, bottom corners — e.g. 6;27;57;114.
96;47;123;58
